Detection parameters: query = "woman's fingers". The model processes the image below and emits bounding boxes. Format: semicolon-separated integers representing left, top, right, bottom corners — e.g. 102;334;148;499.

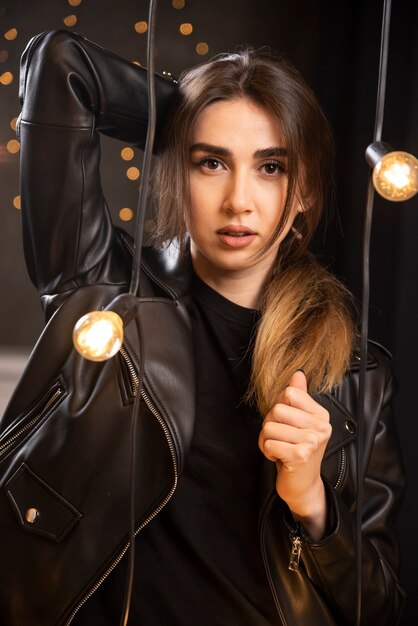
265;402;329;428
258;370;331;465
259;419;331;463
276;383;329;417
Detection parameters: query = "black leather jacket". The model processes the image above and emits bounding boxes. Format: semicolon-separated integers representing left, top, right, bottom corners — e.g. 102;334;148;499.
0;31;405;625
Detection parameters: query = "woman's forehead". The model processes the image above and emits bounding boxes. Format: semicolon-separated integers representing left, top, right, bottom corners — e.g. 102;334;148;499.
190;98;286;151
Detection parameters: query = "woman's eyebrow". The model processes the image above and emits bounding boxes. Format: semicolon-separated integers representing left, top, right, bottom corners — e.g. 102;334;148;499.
189;143;287;159
190;142;231;157
254;147;287;158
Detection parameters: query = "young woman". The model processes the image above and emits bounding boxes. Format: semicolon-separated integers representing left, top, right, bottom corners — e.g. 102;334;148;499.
0;30;405;625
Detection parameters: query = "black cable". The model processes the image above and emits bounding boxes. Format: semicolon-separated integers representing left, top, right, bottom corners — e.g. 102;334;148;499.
129;0;158;297
355;174;374;626
355;1;392;624
120;1;158;624
374;0;392;142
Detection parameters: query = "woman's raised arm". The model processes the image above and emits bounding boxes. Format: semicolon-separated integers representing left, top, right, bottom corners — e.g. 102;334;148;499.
18;30;175;313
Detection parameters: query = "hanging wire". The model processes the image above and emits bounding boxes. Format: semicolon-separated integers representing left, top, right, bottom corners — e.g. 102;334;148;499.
355;1;392;624
120;1;158;624
129;0;158;297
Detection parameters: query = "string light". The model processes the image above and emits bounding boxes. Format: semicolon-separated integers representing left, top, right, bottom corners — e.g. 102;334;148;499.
10;117;17;131
73;310;124;361
68;0;82;6
366;142;418;201
13;196;21;210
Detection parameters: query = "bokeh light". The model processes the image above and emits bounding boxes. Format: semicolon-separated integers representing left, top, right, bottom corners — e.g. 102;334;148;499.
196;42;209;55
4;28;17;41
126;166;140;180
63;15;77;27
119;208;134;222
7;139;20;154
13;196;21;210
134;21;148;34
172;0;186;8
179;23;193;36
0;71;13;85
121;147;134;161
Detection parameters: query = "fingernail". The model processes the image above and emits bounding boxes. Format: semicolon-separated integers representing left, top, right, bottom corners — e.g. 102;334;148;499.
296;368;305;375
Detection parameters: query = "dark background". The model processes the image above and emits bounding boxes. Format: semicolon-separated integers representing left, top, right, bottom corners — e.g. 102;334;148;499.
0;0;417;623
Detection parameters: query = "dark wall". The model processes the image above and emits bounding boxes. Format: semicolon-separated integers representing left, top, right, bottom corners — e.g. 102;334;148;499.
0;0;417;623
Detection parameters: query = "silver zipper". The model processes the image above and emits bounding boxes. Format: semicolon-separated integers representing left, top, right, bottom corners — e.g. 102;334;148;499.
288;535;302;571
0;384;63;457
65;347;178;625
120;345;138;396
334;447;346;492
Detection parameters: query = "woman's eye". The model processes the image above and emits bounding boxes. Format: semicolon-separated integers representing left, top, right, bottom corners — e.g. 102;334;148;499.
261;161;285;175
201;158;222;170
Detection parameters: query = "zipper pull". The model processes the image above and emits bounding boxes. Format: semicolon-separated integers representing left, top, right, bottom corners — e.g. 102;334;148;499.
288;536;302;571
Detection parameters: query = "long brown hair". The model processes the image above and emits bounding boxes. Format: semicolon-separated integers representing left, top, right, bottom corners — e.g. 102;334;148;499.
154;48;354;414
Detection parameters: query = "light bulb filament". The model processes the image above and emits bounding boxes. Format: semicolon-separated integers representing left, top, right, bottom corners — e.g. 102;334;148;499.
73;310;124;362
382;161;411;189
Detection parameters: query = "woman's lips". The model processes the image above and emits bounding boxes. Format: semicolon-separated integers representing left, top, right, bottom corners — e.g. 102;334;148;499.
216;225;257;248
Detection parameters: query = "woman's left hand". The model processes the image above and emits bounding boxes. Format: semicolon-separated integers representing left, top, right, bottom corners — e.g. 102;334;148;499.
258;370;332;540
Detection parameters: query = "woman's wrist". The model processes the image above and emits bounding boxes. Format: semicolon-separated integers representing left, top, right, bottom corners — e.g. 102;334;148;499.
286;479;328;541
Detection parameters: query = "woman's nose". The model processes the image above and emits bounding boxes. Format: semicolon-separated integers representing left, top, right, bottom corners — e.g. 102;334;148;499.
222;171;255;214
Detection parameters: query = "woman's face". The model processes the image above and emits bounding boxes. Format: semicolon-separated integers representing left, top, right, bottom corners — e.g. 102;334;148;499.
187;98;301;291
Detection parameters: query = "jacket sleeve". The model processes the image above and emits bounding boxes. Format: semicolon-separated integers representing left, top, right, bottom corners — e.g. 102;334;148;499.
18;30;176;315
298;347;406;625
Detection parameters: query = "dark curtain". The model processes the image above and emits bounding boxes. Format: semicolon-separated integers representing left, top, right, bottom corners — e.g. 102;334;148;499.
315;2;418;624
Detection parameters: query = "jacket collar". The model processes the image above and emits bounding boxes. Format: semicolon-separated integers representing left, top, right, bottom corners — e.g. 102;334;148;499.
141;241;192;300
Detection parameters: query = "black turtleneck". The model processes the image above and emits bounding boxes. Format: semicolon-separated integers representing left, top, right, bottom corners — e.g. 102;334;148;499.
75;273;279;626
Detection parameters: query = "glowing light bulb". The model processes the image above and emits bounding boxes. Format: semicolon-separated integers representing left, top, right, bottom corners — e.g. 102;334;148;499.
73;310;124;361
366;142;418;202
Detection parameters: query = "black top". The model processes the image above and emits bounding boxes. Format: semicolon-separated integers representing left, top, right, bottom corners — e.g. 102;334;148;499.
76;274;279;625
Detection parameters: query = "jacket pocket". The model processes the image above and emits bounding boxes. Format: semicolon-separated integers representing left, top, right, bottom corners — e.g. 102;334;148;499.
5;462;82;542
0;379;65;460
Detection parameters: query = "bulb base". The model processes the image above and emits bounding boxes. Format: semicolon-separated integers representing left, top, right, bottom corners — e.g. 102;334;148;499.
365;141;392;169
